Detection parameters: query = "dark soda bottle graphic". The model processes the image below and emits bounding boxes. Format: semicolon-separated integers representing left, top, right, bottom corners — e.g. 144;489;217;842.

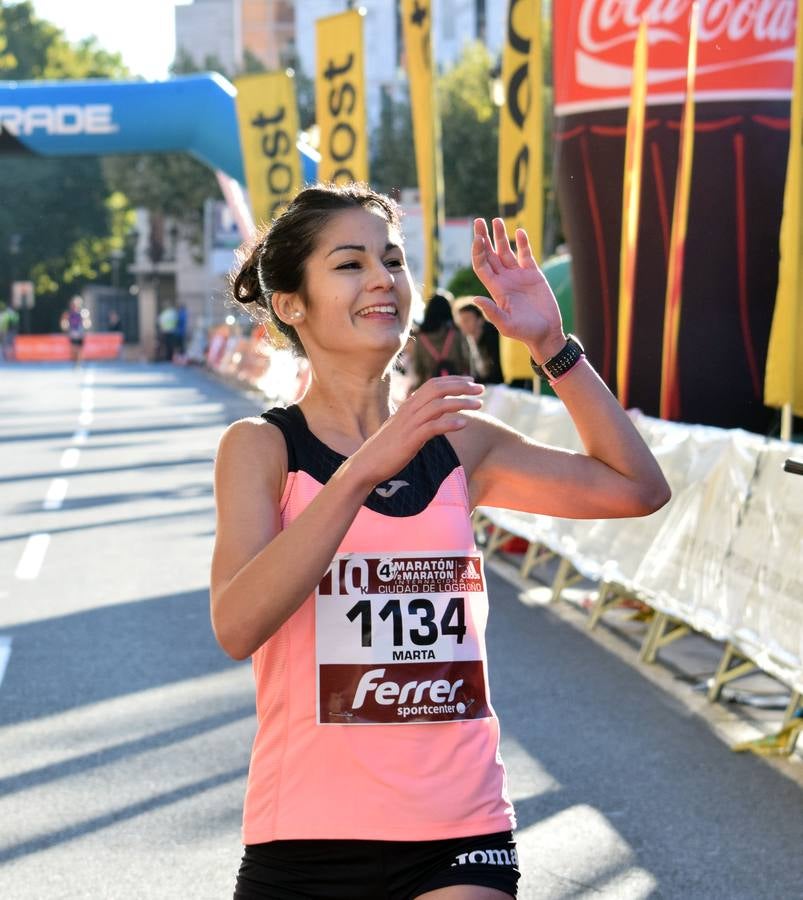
552;1;795;431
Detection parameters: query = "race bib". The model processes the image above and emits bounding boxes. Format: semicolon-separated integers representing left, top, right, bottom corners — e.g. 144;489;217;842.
316;551;492;725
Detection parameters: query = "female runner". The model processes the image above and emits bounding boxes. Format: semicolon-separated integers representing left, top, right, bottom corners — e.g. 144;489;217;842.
211;183;670;899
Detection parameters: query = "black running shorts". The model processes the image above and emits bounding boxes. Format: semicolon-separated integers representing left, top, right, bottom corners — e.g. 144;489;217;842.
233;830;520;899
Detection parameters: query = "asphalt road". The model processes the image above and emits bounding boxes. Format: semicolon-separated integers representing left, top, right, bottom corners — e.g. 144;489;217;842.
1;361;800;900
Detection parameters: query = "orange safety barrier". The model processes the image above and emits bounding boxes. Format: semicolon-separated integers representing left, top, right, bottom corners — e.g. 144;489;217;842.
206;325;230;370
13;334;71;361
13;332;123;361
84;332;124;359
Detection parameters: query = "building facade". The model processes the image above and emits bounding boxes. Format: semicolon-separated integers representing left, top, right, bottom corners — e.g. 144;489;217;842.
175;0;508;124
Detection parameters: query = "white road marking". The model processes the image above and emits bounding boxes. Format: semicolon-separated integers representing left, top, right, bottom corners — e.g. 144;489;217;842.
81;366;95;386
73;429;89;444
0;636;11;689
15;533;51;580
81;388;93;412
60;447;81;469
79;411;93;426
43;478;69;510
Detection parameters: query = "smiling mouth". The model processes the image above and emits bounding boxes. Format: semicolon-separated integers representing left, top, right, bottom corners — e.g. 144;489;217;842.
356;305;398;317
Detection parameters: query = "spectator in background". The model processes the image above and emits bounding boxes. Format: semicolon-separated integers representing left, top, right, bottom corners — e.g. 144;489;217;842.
408;290;470;389
157;303;178;361
454;296;504;384
106;309;125;360
0;302;19;360
107;309;123;332
175;303;188;362
60;295;91;367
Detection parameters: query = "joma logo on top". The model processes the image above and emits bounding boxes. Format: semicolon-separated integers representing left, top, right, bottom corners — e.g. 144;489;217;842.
578;0;796;54
0;104;119;136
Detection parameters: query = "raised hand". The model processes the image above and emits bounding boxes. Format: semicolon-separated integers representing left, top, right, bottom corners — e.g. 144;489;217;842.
471;217;565;360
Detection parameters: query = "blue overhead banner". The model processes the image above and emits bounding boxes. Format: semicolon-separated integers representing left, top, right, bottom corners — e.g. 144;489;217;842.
0;73;318;185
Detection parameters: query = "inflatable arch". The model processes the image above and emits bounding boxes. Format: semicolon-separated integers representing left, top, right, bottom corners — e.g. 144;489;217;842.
0;73;319;358
0;73;319;228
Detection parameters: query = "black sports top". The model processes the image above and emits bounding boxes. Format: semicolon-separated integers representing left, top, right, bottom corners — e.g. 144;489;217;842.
261;404;461;518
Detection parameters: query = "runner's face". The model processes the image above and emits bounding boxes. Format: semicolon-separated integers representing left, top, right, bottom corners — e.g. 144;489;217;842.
299;207;413;358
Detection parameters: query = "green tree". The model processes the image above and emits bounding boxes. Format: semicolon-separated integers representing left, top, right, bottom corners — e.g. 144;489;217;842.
102;48;314;250
101;47;225;247
370;29;561;248
445;265;485;300
370;86;416;197
0;1;131;331
439;42;499;221
369;43;499;220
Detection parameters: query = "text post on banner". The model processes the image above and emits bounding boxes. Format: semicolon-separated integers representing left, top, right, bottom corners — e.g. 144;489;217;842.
401;0;445;299
498;0;544;382
235;71;302;227
316;9;368;185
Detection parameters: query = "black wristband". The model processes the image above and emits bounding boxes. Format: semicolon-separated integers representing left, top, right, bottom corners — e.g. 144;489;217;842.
530;334;585;382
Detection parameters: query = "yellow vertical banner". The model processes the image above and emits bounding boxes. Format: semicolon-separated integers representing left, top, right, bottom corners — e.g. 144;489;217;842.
315;9;368;185
498;0;543;381
234;71;302;226
401;0;445;298
617;20;648;409
660;4;698;421
764;0;803;424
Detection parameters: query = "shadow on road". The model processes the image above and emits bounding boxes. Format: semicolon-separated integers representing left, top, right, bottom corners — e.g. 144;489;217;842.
0;588;240;727
485;568;803;898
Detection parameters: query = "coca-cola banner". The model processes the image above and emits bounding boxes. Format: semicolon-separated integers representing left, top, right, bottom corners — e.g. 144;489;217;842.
553;1;796;431
555;0;796;115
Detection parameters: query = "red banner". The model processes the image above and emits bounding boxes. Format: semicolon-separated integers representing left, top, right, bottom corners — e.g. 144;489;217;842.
13;333;123;361
554;0;797;114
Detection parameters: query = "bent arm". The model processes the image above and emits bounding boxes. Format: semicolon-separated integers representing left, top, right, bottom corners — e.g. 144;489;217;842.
461;217;669;519
210;378;486;660
210;420;374;660
462;360;670;518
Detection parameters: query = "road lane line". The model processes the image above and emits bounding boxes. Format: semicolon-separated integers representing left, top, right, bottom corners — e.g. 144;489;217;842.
60;447;81;469
79;411;93;426
43;478;69;510
0;636;11;689
73;429;89;444
81;388;93;412
15;534;50;580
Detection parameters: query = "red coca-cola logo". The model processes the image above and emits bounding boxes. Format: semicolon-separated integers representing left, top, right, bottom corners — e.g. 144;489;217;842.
555;0;797;113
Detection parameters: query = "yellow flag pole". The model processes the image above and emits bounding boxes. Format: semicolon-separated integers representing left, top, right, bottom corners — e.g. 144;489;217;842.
617;20;648;409
764;0;803;438
497;0;543;383
659;3;698;421
401;0;444;298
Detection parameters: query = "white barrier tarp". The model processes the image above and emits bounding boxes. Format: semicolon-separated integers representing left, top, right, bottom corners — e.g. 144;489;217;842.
478;385;803;693
726;443;803;693
634;430;764;640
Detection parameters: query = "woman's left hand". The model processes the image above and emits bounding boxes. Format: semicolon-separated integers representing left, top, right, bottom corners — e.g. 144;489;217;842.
471;217;565;361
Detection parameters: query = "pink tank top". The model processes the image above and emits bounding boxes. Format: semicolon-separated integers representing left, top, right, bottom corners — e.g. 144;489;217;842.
242;405;515;843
